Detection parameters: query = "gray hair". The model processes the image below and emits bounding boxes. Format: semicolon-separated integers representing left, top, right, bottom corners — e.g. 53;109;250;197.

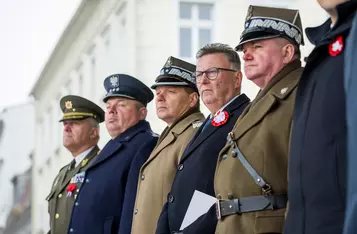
89;117;100;129
196;43;241;71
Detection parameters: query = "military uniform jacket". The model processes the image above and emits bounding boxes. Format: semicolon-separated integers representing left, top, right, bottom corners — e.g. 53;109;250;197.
214;61;302;234
46;146;100;234
155;94;250;234
284;2;357;234
120;111;204;234
67;120;158;234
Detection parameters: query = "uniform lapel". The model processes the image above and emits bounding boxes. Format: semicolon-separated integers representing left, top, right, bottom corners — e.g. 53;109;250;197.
180;94;249;162
142;112;204;167
234;63;302;140
143;132;176;167
55;146;100;196
88;120;151;169
88;140;123;169
233;96;277;140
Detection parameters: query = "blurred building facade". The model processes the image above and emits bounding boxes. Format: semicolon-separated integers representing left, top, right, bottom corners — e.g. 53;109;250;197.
0;102;34;232
30;0;328;233
3;168;32;234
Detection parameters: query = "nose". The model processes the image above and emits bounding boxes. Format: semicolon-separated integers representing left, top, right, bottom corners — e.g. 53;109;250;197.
63;122;71;132
242;49;253;61
199;73;210;84
156;92;165;102
107;105;116;114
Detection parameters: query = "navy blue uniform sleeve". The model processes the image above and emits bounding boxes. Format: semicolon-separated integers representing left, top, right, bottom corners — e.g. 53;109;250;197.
118;137;158;234
344;12;357;234
155;202;170;234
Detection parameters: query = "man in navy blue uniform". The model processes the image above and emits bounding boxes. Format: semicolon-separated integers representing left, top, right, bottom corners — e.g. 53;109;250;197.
67;74;158;234
343;9;357;234
155;43;250;234
284;1;357;234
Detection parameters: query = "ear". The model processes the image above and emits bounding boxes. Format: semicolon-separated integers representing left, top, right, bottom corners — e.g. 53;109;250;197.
282;44;295;64
233;71;243;90
189;92;199;108
139;107;148;120
90;127;99;139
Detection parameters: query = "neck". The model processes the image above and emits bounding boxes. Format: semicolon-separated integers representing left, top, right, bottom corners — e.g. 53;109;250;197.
328;8;338;25
71;144;95;157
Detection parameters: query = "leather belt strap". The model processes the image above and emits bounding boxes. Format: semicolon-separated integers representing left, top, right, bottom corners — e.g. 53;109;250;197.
216;194;287;219
227;132;272;194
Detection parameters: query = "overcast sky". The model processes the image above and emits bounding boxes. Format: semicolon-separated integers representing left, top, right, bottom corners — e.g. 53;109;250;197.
0;0;81;109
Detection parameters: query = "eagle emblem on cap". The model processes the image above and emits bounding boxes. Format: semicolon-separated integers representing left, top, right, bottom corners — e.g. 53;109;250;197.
110;76;119;88
245;5;253;21
65;101;73;110
164;57;173;67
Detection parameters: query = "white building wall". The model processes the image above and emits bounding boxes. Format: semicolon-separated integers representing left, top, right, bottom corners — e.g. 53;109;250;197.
30;0;329;233
0;102;34;229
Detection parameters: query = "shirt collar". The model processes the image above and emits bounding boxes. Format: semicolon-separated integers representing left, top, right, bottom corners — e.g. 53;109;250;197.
209;94;241;118
74;146;95;167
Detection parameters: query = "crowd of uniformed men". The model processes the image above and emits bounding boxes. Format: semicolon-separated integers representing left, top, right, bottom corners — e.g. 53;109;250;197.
45;0;357;234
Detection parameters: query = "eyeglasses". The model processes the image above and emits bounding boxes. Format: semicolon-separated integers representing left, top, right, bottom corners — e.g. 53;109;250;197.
193;67;237;83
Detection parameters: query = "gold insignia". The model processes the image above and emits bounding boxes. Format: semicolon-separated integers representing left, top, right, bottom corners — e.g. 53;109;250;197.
65;101;73;110
81;158;88;167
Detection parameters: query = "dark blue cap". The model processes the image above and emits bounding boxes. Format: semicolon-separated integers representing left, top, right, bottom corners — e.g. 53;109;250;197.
103;74;154;106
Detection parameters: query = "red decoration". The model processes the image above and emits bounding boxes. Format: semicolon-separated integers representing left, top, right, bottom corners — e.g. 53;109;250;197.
329;36;344;56
211;111;229;127
66;183;76;197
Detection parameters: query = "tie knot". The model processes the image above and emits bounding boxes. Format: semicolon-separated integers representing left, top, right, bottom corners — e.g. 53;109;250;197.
68;159;76;170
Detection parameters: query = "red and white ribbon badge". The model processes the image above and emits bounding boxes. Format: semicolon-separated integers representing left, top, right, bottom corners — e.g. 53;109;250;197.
211;111;229;127
329;36;344;56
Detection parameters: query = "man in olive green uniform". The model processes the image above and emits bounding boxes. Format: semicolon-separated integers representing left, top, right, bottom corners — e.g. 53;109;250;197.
214;6;304;234
46;95;104;234
120;56;205;234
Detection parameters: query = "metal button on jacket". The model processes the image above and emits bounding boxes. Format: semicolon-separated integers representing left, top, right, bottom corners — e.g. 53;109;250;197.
140;174;145;180
168;195;175;203
178;164;184;171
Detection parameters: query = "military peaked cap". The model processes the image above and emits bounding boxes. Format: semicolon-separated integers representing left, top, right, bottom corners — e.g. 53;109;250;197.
235;5;304;51
103;74;154;106
59;95;104;123
151;56;198;92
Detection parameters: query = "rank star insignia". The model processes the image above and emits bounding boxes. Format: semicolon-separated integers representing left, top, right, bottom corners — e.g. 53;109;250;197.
329;36;344;56
211;111;229;127
65;101;73;110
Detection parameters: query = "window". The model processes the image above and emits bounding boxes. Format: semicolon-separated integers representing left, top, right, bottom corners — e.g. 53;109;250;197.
179;2;214;59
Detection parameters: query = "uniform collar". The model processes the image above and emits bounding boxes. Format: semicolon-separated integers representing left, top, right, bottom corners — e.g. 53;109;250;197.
74;146;95;167
208;94;241;118
306;1;357;45
113;120;152;142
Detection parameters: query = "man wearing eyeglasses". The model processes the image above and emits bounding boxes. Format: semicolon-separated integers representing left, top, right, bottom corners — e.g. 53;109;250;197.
213;6;304;234
155;43;250;234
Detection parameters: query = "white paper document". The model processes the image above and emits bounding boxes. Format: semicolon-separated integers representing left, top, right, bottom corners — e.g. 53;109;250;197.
180;190;218;230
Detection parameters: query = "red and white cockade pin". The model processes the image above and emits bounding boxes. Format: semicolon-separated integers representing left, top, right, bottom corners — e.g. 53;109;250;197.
329;36;344;56
211;111;229;127
66;183;77;197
